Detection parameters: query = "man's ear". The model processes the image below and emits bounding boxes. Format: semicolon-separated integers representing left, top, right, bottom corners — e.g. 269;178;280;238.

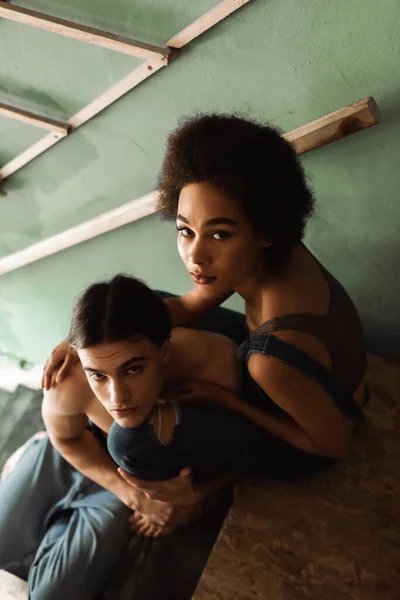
260;237;273;249
161;338;171;364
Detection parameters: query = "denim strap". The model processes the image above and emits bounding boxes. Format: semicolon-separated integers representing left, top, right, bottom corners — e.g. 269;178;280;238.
247;334;366;426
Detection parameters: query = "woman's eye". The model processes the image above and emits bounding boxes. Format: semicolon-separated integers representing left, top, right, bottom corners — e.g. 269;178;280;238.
212;230;231;240
176;226;194;238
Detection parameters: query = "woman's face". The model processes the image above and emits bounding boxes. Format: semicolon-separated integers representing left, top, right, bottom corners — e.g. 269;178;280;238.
177;182;266;297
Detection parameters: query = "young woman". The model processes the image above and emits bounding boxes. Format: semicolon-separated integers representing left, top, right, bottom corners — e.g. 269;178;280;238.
43;114;367;514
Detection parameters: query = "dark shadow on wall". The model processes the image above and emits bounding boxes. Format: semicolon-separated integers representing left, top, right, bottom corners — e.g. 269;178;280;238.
363;318;400;362
356;240;400;361
338;240;400;362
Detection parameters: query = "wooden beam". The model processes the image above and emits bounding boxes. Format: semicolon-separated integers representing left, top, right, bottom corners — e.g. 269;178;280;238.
283;97;381;155
0;131;67;180
0;102;70;134
0;1;170;62
0;59;164;180
0;0;248;181
0;95;382;274
67;58;165;129
0;193;157;276
167;0;251;48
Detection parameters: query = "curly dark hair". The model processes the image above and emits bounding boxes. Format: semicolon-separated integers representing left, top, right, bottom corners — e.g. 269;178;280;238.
157;113;315;261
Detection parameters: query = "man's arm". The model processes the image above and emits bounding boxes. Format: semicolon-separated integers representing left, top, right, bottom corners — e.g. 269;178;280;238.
164;288;233;327
119;468;232;507
41;395;143;511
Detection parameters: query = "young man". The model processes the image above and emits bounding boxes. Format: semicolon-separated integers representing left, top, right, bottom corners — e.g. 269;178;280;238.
0;275;240;600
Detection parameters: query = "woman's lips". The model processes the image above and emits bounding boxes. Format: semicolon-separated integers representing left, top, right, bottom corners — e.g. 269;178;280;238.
190;272;217;285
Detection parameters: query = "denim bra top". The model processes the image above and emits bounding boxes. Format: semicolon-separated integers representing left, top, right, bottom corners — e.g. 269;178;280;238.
237;332;366;427
237;254;367;427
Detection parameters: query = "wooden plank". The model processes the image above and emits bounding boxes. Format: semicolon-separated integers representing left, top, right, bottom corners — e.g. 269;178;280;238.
283;97;381;155
0;1;170;62
68;58;165;129
0;193;157;275
0;59;164;180
0;0;249;182
0;102;70;134
0;131;67;180
167;0;251;48
0;97;382;272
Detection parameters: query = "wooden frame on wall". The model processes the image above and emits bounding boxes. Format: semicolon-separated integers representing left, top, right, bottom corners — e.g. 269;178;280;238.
0;1;381;275
0;96;381;276
0;0;251;180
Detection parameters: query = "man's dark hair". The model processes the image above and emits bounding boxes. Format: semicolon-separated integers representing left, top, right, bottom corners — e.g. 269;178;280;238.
69;274;171;349
157;113;315;261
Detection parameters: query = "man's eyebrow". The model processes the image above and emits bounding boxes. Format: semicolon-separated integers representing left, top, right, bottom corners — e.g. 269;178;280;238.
176;215;238;227
83;356;146;373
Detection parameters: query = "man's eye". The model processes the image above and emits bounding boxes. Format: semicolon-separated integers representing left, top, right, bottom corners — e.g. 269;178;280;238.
212;230;231;240
90;373;104;381
127;366;142;374
176;226;194;238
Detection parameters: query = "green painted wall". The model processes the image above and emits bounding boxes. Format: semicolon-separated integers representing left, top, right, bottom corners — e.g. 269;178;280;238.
1;0;400;363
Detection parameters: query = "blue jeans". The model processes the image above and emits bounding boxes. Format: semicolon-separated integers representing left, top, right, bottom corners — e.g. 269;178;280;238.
0;435;132;600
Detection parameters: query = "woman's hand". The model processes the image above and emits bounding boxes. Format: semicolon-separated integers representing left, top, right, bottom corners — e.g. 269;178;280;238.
166;379;227;405
42;338;80;390
118;467;199;506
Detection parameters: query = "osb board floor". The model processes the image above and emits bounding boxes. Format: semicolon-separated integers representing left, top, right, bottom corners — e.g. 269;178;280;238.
194;354;400;600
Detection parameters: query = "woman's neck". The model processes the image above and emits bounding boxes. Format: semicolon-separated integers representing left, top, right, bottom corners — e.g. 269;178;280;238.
236;247;294;300
235;244;302;321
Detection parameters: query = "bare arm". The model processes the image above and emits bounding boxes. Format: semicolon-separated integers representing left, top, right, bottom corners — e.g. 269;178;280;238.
118;467;232;507
204;385;319;453
164;287;233;327
41;395;143;510
247;354;351;457
172;379;319;453
175;360;351;458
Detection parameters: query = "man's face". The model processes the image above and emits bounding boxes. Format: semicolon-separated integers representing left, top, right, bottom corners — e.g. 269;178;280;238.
78;338;169;428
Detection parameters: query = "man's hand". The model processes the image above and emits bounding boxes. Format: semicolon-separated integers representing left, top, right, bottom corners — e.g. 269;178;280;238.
129;500;205;537
42;339;80;390
129;491;174;526
118;467;199;506
119;469;219;537
126;486;204;538
128;512;173;538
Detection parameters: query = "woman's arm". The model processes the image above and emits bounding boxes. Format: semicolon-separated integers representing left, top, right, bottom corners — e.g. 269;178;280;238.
164;288;233;327
172;369;351;458
247;353;352;457
172;379;319;453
